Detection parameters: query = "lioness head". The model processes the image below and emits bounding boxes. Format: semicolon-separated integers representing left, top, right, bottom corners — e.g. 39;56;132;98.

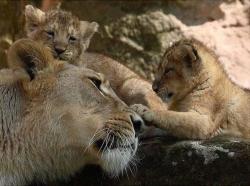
24;5;98;64
153;40;202;104
5;39;142;183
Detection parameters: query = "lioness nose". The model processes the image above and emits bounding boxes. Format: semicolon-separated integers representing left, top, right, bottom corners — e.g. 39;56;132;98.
130;114;144;137
55;45;66;55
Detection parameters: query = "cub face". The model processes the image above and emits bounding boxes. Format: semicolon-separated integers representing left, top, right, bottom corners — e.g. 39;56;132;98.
25;5;98;64
153;40;201;104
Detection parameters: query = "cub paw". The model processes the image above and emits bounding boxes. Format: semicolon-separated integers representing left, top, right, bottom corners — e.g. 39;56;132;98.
130;104;154;123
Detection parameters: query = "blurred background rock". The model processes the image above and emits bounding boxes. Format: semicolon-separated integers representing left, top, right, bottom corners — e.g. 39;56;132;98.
0;0;249;88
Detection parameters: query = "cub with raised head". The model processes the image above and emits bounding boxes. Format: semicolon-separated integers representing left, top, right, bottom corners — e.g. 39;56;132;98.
1;39;143;185
25;5;98;65
132;39;250;139
24;5;167;111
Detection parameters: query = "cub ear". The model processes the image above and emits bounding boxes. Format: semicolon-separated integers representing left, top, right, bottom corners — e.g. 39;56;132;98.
7;39;53;80
180;44;200;68
25;5;46;38
80;21;99;51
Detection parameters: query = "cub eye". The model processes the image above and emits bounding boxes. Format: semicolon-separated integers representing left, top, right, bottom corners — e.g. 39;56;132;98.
69;36;77;42
46;31;54;38
89;77;102;91
165;68;175;75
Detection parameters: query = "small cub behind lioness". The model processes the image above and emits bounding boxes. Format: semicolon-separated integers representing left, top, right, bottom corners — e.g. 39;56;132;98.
132;39;250;139
25;5;98;65
24;5;167;111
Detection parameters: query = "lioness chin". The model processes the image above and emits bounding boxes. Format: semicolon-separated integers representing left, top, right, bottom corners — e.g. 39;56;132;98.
132;39;250;139
0;39;143;186
24;5;167;111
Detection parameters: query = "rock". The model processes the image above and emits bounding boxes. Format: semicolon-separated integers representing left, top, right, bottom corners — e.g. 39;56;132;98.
184;0;250;89
62;0;250;88
0;0;25;68
1;0;249;87
62;1;184;80
96;11;183;79
33;137;250;186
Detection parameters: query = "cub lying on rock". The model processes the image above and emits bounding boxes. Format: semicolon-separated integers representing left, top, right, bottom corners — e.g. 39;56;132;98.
1;39;142;185
132;39;250;139
24;5;167;111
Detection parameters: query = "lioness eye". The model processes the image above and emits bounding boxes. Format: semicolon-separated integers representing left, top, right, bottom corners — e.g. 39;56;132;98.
46;31;54;38
89;77;102;91
69;36;77;42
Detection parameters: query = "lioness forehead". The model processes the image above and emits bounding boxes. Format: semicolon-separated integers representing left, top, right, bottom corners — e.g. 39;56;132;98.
45;10;80;33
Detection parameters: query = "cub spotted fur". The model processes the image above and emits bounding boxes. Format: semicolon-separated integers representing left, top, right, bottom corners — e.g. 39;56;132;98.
1;39;142;185
132;39;250;139
25;5;98;65
24;5;167;111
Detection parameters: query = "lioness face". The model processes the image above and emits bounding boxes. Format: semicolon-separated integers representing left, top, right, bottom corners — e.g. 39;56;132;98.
8;39;142;177
25;5;98;64
55;66;141;176
153;41;201;104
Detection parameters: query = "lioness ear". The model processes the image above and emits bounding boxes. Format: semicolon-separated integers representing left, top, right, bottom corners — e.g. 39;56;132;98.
25;5;45;38
7;39;53;80
80;21;99;50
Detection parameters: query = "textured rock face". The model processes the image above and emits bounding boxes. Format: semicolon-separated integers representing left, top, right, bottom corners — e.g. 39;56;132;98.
184;0;250;89
1;0;249;87
97;11;183;79
34;137;250;186
63;0;250;89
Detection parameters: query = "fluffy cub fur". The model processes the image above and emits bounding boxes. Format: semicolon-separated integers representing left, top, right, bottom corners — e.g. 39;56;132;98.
132;39;250;139
24;5;167;111
25;5;98;65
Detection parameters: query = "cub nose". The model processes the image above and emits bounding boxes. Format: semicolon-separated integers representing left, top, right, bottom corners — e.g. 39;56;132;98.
152;82;159;92
54;45;66;55
130;114;144;137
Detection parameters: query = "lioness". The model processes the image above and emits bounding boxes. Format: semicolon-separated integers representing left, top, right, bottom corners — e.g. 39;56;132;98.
24;5;167;111
132;39;250;139
1;38;142;186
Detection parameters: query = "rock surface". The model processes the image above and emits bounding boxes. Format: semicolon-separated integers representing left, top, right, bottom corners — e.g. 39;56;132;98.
184;0;250;89
31;136;250;186
0;0;249;87
63;0;250;88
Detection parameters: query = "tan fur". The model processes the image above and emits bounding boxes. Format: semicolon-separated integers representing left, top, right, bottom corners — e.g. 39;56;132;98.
1;39;142;185
25;5;98;65
24;5;167;112
83;53;167;110
132;39;250;139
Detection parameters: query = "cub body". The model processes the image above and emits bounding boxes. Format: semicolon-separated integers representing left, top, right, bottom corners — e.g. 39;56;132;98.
24;5;167;111
133;39;250;139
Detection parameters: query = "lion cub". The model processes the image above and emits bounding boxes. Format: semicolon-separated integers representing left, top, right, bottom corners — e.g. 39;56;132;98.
24;5;167;111
25;5;98;65
132;39;250;139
